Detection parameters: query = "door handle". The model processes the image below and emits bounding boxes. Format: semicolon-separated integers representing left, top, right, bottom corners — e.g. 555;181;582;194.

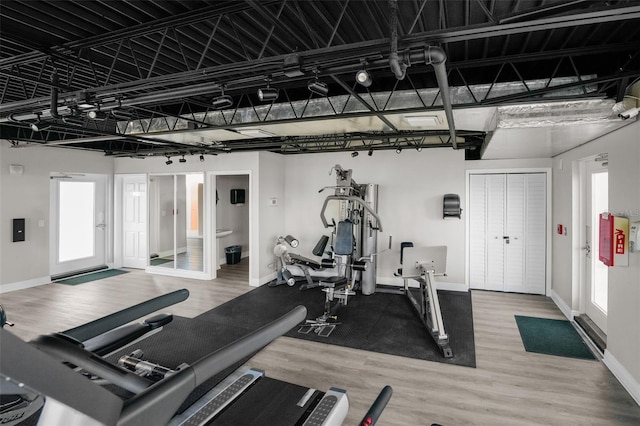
503;236;510;244
96;223;106;230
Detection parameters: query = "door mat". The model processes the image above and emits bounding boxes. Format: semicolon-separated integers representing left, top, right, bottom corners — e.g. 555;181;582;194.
514;315;596;360
55;269;129;285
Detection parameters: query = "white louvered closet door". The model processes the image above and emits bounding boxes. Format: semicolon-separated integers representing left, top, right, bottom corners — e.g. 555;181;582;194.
469;173;546;295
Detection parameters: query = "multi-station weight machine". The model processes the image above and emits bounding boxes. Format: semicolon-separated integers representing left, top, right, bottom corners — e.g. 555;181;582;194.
273;165;383;336
274;165;453;358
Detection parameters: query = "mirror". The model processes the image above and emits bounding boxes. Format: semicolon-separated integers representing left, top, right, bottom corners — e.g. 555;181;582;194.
149;173;204;272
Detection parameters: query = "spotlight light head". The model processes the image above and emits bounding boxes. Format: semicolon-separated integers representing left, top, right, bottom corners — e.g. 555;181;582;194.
257;87;279;102
179;156;187;163
416;146;423;152
30;121;52;132
355;69;372;87
165;157;173;165
87;110;107;120
368;148;373;156
199;154;205;162
351;150;359;157
212;95;233;109
396;147;402;154
307;79;329;96
618;107;640;120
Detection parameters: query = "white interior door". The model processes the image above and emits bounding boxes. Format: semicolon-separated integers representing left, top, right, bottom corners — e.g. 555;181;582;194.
50;174;107;277
583;159;609;333
122;175;148;269
469;172;546;294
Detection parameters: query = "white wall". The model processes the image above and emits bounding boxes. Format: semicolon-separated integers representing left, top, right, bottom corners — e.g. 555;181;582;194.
257;151;286;284
281;148;467;290
553;120;640;403
0;144;113;289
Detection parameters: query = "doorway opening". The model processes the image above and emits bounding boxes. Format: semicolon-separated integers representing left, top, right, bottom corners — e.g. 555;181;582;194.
50;173;108;279
576;154;608;352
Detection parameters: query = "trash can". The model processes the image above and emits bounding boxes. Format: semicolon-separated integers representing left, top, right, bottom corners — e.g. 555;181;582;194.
225;245;242;265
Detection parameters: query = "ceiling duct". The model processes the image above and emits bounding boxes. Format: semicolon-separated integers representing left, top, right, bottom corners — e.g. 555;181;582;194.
388;0;407;81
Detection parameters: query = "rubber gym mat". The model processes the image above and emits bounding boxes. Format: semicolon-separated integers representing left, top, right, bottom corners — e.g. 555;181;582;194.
514;315;596;360
55;269;129;285
196;283;477;368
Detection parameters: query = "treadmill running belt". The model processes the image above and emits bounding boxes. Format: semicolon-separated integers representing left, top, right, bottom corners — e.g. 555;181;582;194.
211;377;319;425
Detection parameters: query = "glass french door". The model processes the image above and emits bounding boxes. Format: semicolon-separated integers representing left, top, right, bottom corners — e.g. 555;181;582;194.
583;158;609;333
50;174;107;277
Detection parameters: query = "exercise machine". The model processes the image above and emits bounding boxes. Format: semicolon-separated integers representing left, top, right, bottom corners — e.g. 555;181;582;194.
0;291;392;425
395;244;453;358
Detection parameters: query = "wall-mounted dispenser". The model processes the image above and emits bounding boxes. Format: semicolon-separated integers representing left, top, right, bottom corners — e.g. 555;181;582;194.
13;218;25;242
443;194;462;219
230;189;245;205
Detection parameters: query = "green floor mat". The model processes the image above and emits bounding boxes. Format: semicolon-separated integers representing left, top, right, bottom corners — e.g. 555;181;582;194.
515;315;596;360
56;269;129;285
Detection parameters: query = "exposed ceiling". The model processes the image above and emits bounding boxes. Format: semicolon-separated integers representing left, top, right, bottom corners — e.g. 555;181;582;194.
1;0;639;160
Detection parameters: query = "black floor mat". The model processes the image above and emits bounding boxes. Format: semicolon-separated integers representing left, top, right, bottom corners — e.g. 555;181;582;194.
196;283;476;368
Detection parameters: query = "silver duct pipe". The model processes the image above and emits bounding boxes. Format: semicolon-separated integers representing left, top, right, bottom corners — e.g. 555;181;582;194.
388;0;406;81
422;47;457;149
50;72;60;119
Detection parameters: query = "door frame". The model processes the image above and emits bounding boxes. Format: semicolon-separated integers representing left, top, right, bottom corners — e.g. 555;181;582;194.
114;174;148;269
212;170;252;282
577;155;608;333
465;167;553;294
49;173;111;277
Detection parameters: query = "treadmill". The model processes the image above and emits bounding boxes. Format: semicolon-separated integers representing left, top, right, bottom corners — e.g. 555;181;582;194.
0;290;391;426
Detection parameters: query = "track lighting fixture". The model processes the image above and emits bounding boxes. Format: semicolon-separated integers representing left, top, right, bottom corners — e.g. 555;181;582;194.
179;155;186;163
212;86;233;109
200;154;205;162
396;147;402;154
368;148;373;156
355;69;372;87
30;121;50;132
351;150;359;157
258;77;278;102
258;87;278;102
307;70;329;96
166;157;173;165
307;79;329;96
416;146;423;152
212;95;233;109
87;110;108;120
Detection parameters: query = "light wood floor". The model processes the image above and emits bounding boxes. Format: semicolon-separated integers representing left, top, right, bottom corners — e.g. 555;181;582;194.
2;259;639;425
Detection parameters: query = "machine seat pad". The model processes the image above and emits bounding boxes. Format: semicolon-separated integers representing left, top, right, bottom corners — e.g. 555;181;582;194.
289;253;321;269
319;276;347;287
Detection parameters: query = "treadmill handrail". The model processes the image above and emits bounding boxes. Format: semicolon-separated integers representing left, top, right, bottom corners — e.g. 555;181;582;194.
320;195;383;232
62;289;189;342
190;305;307;386
359;385;393;426
119;305;308;425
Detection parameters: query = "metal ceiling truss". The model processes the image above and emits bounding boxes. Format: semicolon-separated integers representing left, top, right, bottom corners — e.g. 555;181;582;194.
1;1;640;156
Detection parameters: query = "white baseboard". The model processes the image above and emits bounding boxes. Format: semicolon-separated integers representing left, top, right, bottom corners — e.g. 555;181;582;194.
549;289;572;319
255;272;276;287
549;290;640;407
603;350;640;406
0;276;51;293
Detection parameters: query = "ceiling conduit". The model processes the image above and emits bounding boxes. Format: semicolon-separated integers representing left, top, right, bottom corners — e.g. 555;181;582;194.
389;0;457;149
